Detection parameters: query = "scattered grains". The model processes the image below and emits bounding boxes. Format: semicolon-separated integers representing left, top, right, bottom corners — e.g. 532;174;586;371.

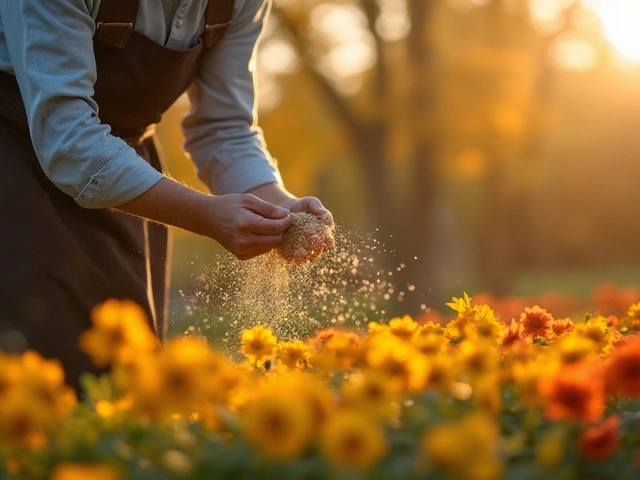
176;225;421;354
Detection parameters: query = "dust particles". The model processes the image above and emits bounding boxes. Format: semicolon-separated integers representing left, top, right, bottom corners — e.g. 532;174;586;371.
176;224;420;353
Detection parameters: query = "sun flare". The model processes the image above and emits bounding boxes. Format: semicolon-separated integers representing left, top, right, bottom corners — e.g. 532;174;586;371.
593;0;640;63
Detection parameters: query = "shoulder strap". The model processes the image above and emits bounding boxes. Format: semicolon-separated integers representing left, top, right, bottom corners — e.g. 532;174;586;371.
204;0;235;48
95;0;140;49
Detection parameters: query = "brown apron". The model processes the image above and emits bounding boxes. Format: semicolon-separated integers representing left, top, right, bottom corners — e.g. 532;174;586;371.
0;0;234;391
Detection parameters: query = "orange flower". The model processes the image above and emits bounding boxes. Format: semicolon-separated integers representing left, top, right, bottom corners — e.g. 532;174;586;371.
551;318;575;338
539;362;605;423
579;415;619;462
520;306;553;340
605;335;640;398
501;319;524;351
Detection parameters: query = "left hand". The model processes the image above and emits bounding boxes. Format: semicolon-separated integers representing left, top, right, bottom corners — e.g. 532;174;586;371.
247;183;334;225
278;196;333;224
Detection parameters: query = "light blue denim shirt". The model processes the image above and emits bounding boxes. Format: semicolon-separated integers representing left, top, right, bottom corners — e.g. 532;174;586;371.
0;0;282;208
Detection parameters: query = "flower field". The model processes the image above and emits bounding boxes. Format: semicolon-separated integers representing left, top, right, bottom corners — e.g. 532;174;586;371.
1;290;640;480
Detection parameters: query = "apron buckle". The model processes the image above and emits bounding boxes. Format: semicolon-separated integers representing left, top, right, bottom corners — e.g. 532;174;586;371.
96;22;134;48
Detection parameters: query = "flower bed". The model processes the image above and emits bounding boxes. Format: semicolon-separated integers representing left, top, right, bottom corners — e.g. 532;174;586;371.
1;293;640;480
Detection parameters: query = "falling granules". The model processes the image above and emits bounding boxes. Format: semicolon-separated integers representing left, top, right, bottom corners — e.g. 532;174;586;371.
175;225;421;355
278;212;335;264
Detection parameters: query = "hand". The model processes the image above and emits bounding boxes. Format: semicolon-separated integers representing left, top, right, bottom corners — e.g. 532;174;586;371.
279;196;334;225
247;184;333;225
115;179;291;260
206;194;291;260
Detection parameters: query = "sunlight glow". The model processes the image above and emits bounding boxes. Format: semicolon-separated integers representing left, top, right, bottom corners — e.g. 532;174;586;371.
529;0;574;34
310;3;376;91
593;0;640;63
376;0;410;42
550;34;598;71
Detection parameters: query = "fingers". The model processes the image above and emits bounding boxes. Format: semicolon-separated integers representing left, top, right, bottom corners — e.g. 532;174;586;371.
252;214;291;236
302;198;334;225
232;232;285;260
244;195;289;219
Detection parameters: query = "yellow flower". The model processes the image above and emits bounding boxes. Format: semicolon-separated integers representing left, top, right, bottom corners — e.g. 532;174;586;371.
512;360;542;406
419;321;446;336
622;303;640;332
547;335;599;365
627;302;640;320
367;322;389;334
573;316;617;356
446;292;473;317
422;413;502;480
412;330;448;356
95;397;133;420
240;325;277;366
535;427;568;469
242;388;312;460
277;340;311;368
341;370;397;419
320;410;387;469
206;360;247;406
445;293;475;339
117;337;215;418
465;305;504;344
19;351;76;417
0;389;49;448
79;299;157;367
0;351;75;446
388;315;419;339
50;463;120;480
425;354;457;393
458;338;500;380
364;334;429;392
263;373;334;434
422;421;466;468
0;351;21;394
473;374;502;414
322;331;360;369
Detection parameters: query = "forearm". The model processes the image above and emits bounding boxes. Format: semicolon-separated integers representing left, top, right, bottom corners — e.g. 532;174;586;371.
114;178;216;237
114;178;292;260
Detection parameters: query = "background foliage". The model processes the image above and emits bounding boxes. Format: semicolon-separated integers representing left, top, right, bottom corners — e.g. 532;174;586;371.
157;0;640;327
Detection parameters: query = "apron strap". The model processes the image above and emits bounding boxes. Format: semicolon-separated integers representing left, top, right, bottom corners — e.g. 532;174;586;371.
95;0;140;48
204;0;236;48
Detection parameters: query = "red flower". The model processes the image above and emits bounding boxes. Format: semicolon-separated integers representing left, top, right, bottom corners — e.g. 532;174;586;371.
539;362;605;423
579;415;619;462
605;335;640;398
520;306;553;340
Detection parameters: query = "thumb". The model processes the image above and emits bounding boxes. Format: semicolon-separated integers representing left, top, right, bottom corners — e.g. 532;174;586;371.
245;195;289;219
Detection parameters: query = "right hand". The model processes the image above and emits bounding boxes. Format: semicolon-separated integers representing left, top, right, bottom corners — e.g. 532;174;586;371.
206;194;291;260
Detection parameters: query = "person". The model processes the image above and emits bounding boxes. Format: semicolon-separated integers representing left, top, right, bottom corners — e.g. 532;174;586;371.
0;0;331;391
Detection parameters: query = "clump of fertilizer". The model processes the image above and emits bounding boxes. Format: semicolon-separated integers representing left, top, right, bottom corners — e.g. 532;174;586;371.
278;212;335;264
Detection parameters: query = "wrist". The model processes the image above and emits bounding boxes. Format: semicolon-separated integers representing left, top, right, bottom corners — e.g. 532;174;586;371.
246;182;295;207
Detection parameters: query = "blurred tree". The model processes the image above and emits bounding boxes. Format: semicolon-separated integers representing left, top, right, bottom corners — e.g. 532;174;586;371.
262;0;593;309
159;0;634;317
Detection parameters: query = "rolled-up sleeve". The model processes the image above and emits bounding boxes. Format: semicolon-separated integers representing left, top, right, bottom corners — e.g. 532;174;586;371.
0;0;164;209
182;0;282;195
